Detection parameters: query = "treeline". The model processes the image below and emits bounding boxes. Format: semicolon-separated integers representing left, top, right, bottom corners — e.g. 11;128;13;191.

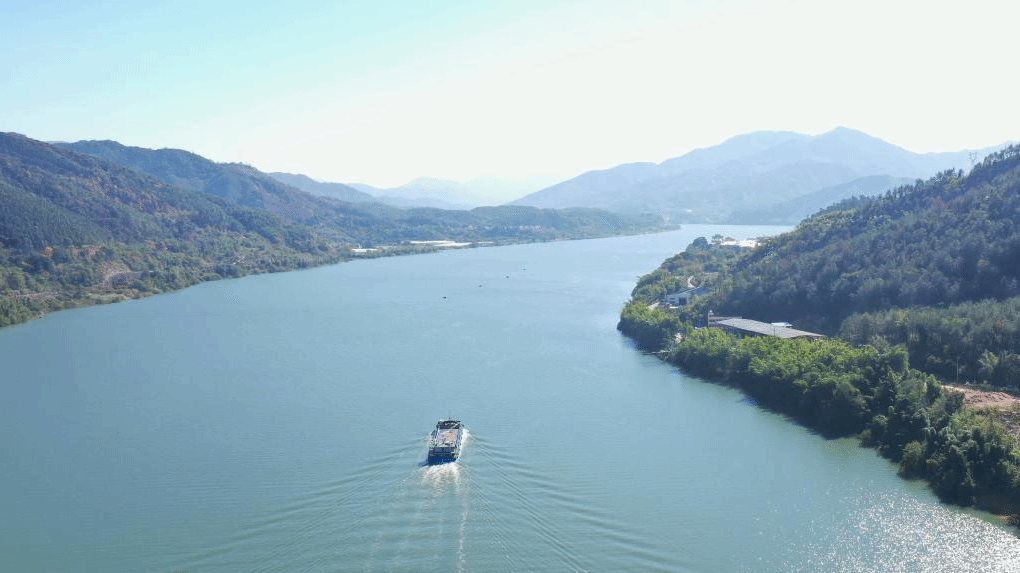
0;232;344;328
351;204;666;246
670;328;1020;516
840;297;1020;387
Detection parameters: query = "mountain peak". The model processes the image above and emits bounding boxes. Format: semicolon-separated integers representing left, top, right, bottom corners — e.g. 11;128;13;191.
512;127;993;220
817;126;891;144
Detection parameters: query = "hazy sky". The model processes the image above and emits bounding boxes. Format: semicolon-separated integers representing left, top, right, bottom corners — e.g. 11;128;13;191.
4;0;1017;187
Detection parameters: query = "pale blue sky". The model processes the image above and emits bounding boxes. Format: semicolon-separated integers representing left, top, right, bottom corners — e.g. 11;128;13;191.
3;0;1017;187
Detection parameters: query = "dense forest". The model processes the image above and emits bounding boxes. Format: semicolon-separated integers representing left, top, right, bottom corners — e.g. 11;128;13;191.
0;132;672;328
617;144;1020;521
0;132;346;327
840;299;1020;387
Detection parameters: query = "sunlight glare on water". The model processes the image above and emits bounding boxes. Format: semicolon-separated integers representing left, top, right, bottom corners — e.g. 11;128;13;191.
817;493;1020;573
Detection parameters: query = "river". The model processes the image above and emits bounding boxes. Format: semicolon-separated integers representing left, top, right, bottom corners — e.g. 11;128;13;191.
2;225;1018;572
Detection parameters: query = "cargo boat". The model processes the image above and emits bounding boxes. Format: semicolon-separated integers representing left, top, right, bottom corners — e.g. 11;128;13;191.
427;419;463;465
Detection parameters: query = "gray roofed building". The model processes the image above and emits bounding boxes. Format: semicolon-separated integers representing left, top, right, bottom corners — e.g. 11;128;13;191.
713;318;824;340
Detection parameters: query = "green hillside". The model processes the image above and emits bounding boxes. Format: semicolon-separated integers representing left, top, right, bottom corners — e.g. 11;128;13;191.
0;132;345;326
56;140;352;227
621;143;1020;383
617;144;1020;519
716;145;1020;334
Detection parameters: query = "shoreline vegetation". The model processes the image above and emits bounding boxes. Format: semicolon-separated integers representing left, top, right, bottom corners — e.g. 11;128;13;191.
618;236;1020;526
0;232;641;330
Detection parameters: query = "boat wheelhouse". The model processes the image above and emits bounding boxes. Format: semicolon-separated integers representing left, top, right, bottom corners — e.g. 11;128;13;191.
426;419;463;464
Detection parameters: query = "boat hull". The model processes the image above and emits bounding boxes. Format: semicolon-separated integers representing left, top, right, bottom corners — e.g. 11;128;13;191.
426;452;459;465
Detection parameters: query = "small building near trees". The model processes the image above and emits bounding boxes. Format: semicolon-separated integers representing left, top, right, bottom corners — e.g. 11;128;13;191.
663;286;712;307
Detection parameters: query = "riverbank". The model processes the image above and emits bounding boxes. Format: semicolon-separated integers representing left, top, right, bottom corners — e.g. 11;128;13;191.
0;226;670;331
649;327;1020;525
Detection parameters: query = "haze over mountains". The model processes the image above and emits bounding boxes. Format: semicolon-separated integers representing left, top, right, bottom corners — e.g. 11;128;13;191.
264;127;1005;224
266;172;375;204
45;128;1011;228
48;138;659;246
305;176;556;210
511;127;1005;223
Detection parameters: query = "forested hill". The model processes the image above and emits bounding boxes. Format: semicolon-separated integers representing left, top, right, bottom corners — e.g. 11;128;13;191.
711;144;1020;333
667;144;1020;387
56;139;368;227
0;132;328;250
0;131;345;326
619;143;1020;386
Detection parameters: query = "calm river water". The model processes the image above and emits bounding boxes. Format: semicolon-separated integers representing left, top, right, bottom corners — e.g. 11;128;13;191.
2;225;1019;572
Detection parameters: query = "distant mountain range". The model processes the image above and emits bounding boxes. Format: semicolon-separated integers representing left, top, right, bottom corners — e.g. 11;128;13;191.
51;139;663;245
267;172;375;204
511;127;1006;223
266;172;555;210
53;127;1012;228
343;176;556;209
247;127;1009;225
